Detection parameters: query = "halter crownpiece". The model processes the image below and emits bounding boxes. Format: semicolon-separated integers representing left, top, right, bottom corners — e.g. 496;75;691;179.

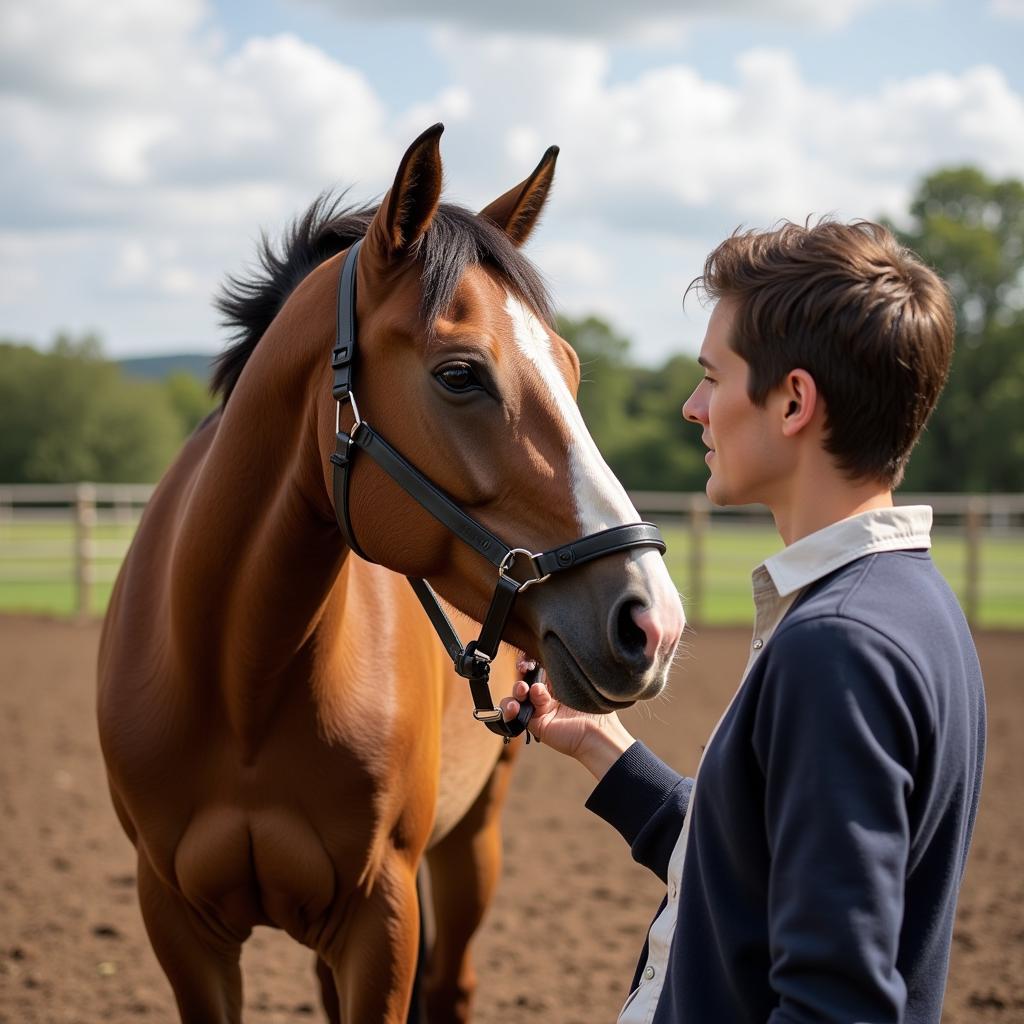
329;239;667;740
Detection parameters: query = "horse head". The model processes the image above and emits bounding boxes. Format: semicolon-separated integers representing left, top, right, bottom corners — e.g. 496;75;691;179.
325;125;685;714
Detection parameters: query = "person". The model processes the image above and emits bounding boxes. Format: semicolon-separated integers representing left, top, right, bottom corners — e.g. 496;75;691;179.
500;219;986;1023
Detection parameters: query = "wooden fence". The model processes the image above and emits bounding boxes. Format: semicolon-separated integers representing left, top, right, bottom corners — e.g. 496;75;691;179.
628;491;1024;628
1;484;1022;627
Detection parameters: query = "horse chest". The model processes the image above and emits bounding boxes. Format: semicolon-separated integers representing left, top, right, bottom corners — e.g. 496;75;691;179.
428;663;512;848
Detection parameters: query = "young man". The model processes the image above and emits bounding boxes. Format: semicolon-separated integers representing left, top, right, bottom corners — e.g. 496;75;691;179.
501;220;986;1023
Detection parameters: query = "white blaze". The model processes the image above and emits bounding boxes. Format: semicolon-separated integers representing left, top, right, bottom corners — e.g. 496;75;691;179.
505;294;638;533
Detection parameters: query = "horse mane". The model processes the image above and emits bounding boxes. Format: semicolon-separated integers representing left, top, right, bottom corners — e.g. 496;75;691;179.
212;194;555;404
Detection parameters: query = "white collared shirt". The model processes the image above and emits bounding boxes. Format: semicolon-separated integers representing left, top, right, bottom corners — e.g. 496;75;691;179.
617;505;933;1024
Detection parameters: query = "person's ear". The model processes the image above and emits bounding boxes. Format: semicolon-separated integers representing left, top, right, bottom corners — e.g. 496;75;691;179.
779;369;818;437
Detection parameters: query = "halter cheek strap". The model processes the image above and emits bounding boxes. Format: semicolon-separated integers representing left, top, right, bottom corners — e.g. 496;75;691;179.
329;239;668;741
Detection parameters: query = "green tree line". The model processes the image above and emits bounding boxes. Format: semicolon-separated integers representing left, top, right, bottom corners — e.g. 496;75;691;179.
568;164;1024;493
1;166;1021;490
0;334;214;483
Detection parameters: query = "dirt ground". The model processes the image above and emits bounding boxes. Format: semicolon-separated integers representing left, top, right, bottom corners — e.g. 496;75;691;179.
0;616;1021;1024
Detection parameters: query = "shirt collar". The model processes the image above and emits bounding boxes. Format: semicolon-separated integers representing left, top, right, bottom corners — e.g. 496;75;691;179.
760;505;933;598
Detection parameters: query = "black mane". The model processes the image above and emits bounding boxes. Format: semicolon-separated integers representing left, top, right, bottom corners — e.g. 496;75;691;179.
212;195;555;404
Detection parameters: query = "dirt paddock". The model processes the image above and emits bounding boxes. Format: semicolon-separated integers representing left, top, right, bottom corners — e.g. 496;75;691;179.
1;616;1021;1023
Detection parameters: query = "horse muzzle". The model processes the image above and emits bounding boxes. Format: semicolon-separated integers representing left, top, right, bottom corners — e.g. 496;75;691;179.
528;549;684;714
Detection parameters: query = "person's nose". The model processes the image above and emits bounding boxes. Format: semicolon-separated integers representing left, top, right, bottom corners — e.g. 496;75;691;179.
682;384;708;425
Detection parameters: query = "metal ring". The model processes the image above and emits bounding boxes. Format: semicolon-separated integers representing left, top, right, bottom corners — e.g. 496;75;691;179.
335;390;363;437
348;390;363;428
498;548;551;592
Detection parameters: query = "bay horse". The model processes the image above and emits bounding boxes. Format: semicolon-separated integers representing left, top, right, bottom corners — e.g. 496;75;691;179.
97;124;684;1023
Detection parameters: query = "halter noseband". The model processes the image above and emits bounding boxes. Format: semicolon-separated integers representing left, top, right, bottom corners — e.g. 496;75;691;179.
329;239;667;740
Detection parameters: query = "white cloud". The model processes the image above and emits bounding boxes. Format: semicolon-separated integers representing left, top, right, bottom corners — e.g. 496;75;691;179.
990;0;1024;17
0;4;397;223
301;0;885;36
0;250;40;308
533;241;613;292
427;32;1024;361
0;0;402;352
434;32;1024;234
0;0;208;103
2;2;1023;365
109;241;205;298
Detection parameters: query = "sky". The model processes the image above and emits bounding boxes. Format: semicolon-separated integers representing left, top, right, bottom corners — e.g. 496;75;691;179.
2;0;1023;366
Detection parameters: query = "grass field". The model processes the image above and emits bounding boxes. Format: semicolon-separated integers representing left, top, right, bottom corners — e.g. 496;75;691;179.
1;516;1021;627
659;523;1024;627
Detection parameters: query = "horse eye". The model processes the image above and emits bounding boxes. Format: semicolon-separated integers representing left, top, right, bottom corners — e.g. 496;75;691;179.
436;363;481;393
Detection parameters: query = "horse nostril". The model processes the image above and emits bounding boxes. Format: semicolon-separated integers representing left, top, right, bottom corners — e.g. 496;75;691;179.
614;599;649;665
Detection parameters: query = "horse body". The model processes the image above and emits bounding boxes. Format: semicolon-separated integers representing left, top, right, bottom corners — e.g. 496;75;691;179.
98;126;684;1023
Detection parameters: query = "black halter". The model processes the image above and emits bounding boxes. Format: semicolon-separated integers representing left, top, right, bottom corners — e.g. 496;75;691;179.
329;239;667;740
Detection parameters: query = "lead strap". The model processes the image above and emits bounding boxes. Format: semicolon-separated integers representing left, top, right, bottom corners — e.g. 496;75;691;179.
406;576;535;741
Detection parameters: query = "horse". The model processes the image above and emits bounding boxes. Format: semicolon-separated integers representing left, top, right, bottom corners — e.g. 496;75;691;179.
97;123;685;1024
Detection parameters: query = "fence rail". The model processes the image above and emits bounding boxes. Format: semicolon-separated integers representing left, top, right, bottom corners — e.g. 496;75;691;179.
1;484;1022;627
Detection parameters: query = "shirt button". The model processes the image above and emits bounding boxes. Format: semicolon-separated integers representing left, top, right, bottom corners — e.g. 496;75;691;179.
669;881;678;899
752;638;764;650
644;966;656;980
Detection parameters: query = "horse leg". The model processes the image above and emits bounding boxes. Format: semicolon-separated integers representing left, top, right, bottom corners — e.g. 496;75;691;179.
323;854;422;1024
424;743;518;1024
316;955;341;1024
136;853;246;1024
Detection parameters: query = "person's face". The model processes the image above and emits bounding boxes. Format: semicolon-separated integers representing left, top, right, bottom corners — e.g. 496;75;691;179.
682;298;790;507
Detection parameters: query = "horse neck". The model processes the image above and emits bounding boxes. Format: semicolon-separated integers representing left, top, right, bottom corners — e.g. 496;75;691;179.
171;281;348;743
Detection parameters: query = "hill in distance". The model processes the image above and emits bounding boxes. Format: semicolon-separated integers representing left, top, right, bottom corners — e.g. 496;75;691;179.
117;353;214;381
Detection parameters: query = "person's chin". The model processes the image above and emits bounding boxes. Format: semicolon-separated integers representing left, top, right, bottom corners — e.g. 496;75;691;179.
706;474;729;507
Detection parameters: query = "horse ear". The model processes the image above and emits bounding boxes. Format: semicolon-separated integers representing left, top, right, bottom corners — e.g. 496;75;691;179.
365;123;444;262
478;146;559;247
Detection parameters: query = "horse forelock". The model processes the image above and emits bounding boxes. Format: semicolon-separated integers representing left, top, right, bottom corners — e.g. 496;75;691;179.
211;197;555;405
418;206;555;339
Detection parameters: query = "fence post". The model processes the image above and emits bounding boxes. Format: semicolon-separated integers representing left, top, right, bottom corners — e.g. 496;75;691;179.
688;495;708;627
74;483;96;619
114;485;132;525
964;497;983;631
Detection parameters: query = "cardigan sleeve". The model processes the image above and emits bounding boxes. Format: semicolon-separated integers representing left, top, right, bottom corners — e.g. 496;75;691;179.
752;616;927;1023
585;741;693;883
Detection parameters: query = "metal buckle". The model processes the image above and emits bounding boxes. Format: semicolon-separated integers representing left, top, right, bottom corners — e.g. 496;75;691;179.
335;389;363;435
498;548;550;592
472;707;504;723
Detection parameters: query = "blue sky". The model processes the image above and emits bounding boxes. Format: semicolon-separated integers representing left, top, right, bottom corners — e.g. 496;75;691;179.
2;0;1022;365
216;0;1024;99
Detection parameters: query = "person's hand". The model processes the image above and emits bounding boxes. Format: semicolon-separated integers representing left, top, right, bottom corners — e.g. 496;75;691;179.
501;660;636;780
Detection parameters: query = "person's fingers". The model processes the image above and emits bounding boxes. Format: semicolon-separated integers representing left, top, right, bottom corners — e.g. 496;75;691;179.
528;679;558;713
503;668;557;728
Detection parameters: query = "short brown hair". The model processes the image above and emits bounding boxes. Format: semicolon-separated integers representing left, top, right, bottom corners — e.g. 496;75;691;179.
692;220;955;487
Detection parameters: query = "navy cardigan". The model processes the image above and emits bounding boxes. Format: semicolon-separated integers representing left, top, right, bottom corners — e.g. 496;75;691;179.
587;551;986;1023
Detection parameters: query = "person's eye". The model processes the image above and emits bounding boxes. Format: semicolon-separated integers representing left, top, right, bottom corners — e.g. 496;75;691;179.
702;375;717;385
436;362;484;393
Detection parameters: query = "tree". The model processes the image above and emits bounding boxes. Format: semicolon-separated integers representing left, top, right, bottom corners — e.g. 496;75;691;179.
557;314;636;464
0;335;183;483
163;372;216;437
559;314;706;490
900;167;1024;337
621;355;707;491
894;167;1024;491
